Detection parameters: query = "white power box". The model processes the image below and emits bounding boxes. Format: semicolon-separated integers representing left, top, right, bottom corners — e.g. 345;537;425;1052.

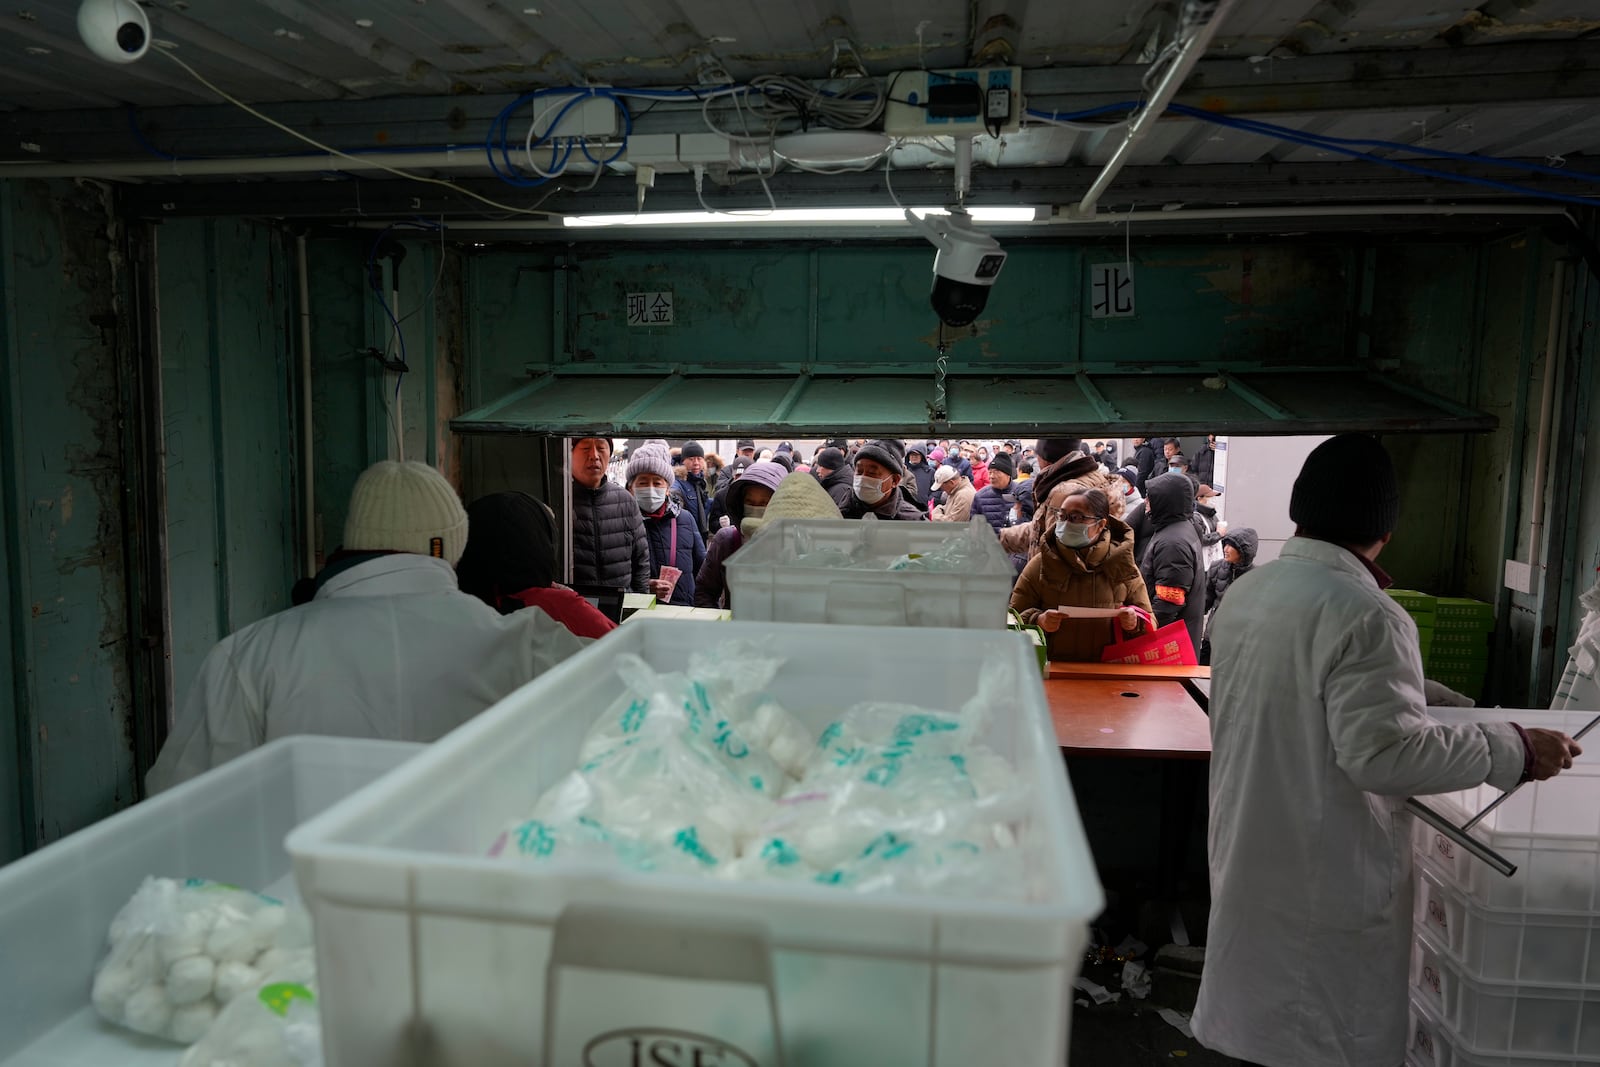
884;67;1024;137
531;91;620;139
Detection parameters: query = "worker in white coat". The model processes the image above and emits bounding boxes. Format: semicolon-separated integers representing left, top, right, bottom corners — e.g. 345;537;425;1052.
147;461;586;792
1193;434;1579;1067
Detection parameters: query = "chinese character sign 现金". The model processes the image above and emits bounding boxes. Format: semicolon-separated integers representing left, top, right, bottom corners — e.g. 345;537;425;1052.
627;291;675;326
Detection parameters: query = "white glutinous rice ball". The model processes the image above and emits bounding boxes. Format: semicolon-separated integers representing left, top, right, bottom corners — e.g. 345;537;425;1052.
123;983;174;1037
169;999;219;1045
91;960;141;1020
213;960;262;1004
157;911;213;969
253;949;290;977
205;911;259;963
247;904;286;952
166;955;217;1006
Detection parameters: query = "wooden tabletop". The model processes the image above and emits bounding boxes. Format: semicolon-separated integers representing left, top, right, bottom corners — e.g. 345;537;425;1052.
1046;678;1212;759
1048;662;1211;681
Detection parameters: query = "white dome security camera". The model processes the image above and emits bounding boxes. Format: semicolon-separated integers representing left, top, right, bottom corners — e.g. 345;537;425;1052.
906;209;1009;328
78;0;151;64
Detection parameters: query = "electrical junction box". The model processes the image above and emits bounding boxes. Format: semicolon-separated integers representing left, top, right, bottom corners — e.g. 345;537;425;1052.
531;91;621;140
622;132;734;174
884;67;1023;137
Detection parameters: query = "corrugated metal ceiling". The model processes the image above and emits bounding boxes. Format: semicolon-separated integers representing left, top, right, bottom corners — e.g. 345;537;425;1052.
3;1;1598;192
6;0;1598;107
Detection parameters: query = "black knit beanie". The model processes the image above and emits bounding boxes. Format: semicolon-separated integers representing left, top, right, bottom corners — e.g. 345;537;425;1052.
988;451;1015;477
680;441;705;459
854;439;907;478
1036;438;1077;465
1289;434;1400;544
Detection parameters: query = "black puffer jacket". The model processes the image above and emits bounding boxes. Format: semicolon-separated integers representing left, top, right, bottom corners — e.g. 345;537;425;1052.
817;466;857;512
905;456;936;503
1139;473;1206;651
1134;441;1159;492
570;479;651;592
971;485;1012;533
1193;444;1216;489
1206;526;1258;612
673;472;711;538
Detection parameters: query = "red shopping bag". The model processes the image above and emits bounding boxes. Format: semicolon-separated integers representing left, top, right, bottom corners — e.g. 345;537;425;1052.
1100;607;1199;666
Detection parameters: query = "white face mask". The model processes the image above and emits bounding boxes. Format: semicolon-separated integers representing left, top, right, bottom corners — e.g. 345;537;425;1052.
1056;520;1099;549
853;474;888;505
634;486;667;513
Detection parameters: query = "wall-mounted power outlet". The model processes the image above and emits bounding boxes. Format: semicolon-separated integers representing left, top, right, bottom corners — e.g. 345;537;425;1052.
884;67;1023;137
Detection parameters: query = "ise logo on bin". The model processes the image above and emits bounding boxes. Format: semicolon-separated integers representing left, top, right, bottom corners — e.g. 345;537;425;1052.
583;1028;759;1067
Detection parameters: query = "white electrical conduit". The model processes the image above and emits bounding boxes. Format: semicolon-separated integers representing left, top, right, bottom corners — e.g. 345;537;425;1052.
1528;258;1569;575
1067;0;1242;219
294;235;316;579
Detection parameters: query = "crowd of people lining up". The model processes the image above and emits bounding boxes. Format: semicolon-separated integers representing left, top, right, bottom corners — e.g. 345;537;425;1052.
555;433;1256;664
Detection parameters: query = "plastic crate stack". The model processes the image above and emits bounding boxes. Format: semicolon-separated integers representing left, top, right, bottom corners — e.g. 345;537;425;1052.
1405;707;1600;1066
1388;591;1496;704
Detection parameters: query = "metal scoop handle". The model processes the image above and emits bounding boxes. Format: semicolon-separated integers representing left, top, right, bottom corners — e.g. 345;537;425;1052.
1407;712;1600;880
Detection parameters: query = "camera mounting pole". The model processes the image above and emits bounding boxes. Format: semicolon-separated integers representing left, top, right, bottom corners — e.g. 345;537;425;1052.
952;135;974;208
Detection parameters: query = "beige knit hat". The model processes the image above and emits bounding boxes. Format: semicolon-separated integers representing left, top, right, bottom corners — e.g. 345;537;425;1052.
343;461;469;566
742;470;843;538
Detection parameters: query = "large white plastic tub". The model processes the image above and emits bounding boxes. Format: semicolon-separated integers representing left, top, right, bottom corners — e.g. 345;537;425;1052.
0;736;421;1067
1413;707;1600;911
1415;857;1600;987
724;518;1014;627
1409;993;1597;1066
287;619;1101;1067
1412;929;1600;1061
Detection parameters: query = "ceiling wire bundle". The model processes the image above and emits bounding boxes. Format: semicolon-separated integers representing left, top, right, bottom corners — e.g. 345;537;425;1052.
1022;100;1600;209
366;219;443;460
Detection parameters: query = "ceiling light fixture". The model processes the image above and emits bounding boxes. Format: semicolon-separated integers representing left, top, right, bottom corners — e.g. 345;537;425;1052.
563;206;1043;228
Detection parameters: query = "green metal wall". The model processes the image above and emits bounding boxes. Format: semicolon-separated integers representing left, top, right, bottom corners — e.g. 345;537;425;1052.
0;180;137;862
157;219;299;720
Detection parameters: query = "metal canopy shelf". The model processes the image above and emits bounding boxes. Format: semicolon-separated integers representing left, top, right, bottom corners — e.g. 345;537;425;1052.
452;364;1497;438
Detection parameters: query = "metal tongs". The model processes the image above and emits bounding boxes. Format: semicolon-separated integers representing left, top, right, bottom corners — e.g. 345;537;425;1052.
1406;712;1600;878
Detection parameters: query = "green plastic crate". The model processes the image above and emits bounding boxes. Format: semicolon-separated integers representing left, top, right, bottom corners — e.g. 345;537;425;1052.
1429;652;1491;675
1435;597;1494;624
1389;589;1439;615
1426;668;1487;702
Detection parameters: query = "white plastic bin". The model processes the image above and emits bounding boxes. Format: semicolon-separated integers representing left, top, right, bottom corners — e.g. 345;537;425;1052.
1415;856;1600;986
1412;928;1600;1061
287;619;1101;1067
1409;993;1595;1067
1412;707;1600;911
0;736;421;1067
724;518;1014;627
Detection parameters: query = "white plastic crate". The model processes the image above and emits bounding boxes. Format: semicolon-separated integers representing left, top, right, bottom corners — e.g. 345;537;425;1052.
1415;856;1600;986
1412;929;1600;1061
0;736;421;1067
1412;707;1600;912
287;619;1101;1067
1409;993;1597;1066
723;518;1014;627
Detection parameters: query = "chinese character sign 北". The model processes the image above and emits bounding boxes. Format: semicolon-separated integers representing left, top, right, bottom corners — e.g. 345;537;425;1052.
1090;264;1135;318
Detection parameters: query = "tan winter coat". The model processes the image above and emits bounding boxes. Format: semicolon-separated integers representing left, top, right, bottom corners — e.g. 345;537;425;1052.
1010;517;1152;662
999;470;1126;557
933;479;976;522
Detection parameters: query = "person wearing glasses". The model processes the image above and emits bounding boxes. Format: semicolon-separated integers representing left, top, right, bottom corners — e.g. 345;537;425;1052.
1009;487;1152;661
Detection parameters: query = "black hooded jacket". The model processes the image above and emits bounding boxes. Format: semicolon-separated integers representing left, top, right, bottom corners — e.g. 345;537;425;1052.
1139;474;1206;650
1206;526;1259;612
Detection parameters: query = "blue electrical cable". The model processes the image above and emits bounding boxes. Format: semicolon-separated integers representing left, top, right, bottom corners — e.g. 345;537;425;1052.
1024;102;1600;207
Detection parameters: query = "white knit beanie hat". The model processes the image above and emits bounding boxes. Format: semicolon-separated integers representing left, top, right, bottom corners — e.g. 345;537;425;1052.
626;442;674;486
343;461;469;566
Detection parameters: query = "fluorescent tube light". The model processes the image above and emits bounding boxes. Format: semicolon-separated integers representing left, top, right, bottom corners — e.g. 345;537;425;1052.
562;206;1043;228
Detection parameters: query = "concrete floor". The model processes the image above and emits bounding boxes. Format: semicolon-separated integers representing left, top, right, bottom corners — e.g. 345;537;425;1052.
1067;958;1239;1066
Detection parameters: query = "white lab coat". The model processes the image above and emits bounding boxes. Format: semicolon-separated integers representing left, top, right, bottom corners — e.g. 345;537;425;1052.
148;555;586;791
1192;537;1524;1067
